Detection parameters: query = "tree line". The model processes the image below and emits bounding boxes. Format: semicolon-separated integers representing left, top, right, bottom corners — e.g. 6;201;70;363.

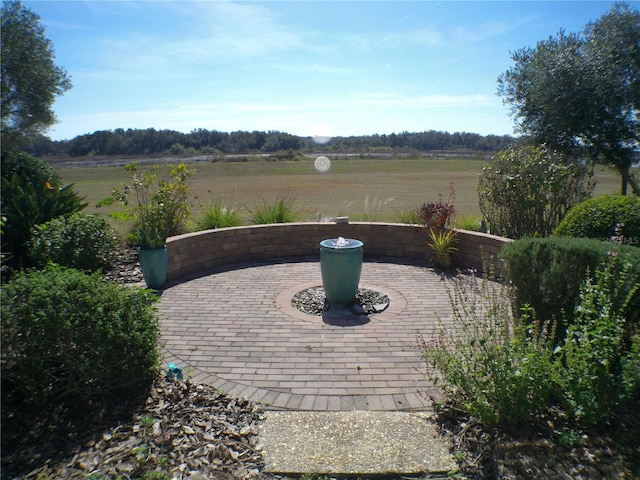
21;128;514;158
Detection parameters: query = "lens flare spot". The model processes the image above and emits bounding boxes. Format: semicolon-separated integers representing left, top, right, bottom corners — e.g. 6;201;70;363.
314;156;331;173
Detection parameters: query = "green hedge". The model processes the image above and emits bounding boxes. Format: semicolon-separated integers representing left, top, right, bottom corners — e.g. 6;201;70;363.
500;237;640;341
554;194;640;246
1;265;160;411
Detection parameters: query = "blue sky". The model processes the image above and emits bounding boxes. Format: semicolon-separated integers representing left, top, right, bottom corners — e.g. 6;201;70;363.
25;0;620;141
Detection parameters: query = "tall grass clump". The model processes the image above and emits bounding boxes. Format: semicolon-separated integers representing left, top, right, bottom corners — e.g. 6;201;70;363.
398;206;422;225
248;192;296;224
454;214;485;232
196;199;243;230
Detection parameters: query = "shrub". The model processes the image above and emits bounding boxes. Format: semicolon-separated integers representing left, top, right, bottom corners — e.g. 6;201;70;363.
2;155;87;268
195;199;243;230
249;192;296;224
111;163;195;248
419;270;557;426
478;145;594;238
557;260;640;426
1;265;160;411
28;212;119;271
553;194;640;246
420;259;640;430
1;150;61;186
500;237;640;342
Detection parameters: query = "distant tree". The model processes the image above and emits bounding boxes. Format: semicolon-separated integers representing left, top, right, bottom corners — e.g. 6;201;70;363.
1;1;72;153
498;2;640;195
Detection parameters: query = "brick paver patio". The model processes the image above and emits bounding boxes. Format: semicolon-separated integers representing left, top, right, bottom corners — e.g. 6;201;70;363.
158;257;455;411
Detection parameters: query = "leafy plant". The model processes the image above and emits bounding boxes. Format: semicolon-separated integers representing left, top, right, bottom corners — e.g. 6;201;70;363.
500;236;640;343
195;198;243;230
478;145;594;239
1;264;160;411
248;191;296;224
111;163;195;249
419;270;557;425
427;228;458;269
28;212;119;271
554;194;640;246
418;182;456;227
555;259;640;426
1;171;87;269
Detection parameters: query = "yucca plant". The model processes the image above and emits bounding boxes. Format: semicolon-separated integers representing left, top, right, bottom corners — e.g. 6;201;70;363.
427;228;458;269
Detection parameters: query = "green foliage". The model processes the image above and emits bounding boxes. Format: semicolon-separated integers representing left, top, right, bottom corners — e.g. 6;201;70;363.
195;199;243;230
248;192;296;224
555;260;640;425
497;3;640;194
500;237;640;341
398;206;422;225
28;212;119;271
112;163;195;248
1;150;60;185
1;1;72;152
1;153;87;268
419;271;557;425
427;228;458;269
478;145;595;239
554;194;640;245
454;214;484;232
1;264;160;411
421;259;639;429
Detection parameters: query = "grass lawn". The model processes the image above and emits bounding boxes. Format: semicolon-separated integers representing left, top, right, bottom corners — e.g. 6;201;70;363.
57;156;622;226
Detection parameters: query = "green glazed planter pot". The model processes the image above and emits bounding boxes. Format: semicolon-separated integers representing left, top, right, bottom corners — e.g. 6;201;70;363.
320;237;364;304
138;246;167;289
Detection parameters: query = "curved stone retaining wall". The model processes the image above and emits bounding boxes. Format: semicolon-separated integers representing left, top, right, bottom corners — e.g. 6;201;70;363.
166;222;511;282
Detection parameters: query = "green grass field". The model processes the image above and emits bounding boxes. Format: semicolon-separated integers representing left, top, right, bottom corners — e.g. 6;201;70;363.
57;157;622;226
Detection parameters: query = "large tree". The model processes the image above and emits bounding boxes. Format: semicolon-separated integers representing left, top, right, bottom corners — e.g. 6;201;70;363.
498;2;640;195
1;0;71;153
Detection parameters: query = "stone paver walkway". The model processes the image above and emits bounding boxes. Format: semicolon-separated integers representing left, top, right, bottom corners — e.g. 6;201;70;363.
158;257;455;411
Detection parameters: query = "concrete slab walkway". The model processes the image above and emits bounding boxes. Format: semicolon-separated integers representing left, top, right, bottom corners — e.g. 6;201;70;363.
259;411;456;476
